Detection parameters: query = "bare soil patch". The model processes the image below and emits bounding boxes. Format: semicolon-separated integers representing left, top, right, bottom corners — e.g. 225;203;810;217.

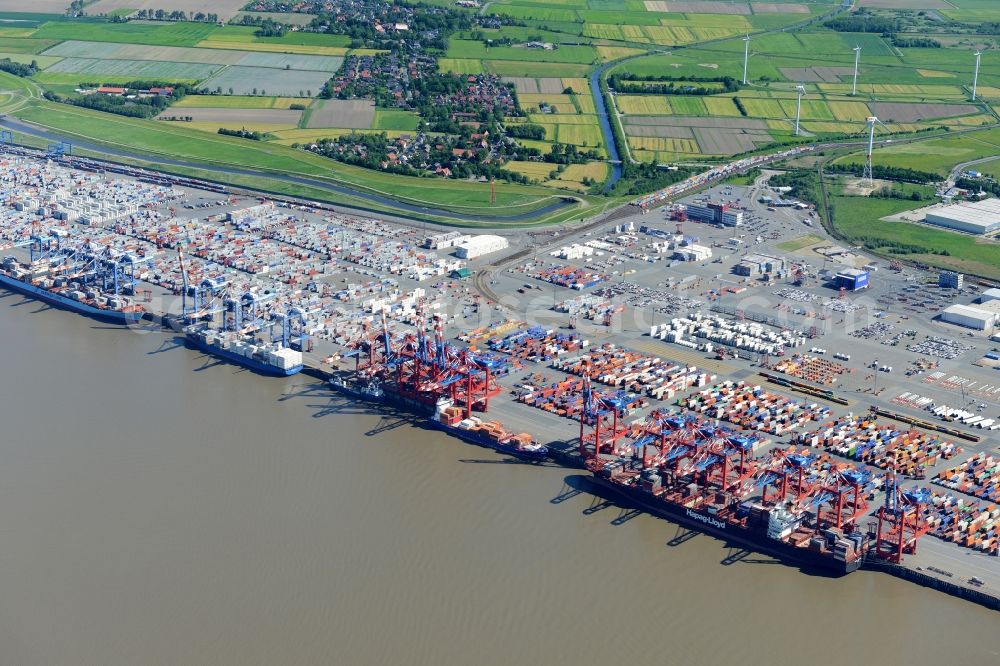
842;176;893;196
858;0;949;7
780;66;854;83
623;125;696;139
506;77;538;94
752;2;809;12
645;1;751;14
537;78;565;94
693;128;771;155
873;102;978;122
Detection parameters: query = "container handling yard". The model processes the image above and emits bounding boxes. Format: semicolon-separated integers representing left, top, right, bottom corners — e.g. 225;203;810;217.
2;148;998;607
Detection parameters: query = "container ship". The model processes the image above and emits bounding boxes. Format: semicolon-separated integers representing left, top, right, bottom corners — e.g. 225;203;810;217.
431;399;548;461
587;457;867;575
185;325;304;376
0;255;145;325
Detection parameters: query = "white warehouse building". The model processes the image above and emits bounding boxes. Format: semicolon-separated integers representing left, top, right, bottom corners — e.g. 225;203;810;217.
455;234;509;259
674;244;712;262
924;198;1000;235
940;304;997;331
979;287;1000;304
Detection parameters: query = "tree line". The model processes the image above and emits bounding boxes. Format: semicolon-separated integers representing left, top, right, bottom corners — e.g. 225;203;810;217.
826;162;940;184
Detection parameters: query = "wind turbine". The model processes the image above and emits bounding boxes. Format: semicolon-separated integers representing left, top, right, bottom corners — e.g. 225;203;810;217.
794;85;806;136
742;34;751;85
862;115;889;186
972;50;982;101
851;45;862;96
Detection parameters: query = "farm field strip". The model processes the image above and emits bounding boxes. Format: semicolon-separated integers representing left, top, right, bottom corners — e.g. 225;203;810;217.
828;100;872;122
44;57;221;81
156;107;303;124
200;67;333;98
628;136;699;152
176;121;301;134
195;40;349;56
31;20;218;47
703;97;742;116
668;96;708;115
172;95;305;109
527;114;600;126
306;99;376;130
616;95;671;115
437;58;484;74
86;0;247;20
42;40;343;71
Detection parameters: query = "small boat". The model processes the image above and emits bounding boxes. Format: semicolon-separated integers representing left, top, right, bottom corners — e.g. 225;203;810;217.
329;373;385;402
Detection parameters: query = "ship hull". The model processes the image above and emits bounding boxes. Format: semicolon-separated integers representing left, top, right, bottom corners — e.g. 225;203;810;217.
589;475;860;576
186;333;303;377
329;378;385;403
0;272;144;325
429;419;548;461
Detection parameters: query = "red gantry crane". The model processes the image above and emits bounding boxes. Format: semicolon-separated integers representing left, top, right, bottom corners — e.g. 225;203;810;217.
869;475;931;563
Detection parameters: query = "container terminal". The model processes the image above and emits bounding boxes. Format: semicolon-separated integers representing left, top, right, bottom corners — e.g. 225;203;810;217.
0;147;997;607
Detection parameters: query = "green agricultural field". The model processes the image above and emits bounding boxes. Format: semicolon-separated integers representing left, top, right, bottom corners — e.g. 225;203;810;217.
668;97;707;116
495;5;580;22
738;97;785;118
573;92;595;114
0;36;58;54
32;21;218;47
31;72;145;92
555;123;603;149
835;128;1000;177
437;58;484;74
703;96;742;117
776;234;825;252
0;12;59;28
829;193;1000;280
528;114;598;125
448;40;598;65
506;160;557;182
9;100;573;219
194;26;352;55
778;98;833;121
616;95;671;115
372;109;419;131
485;60;591;78
0;52;60;68
828;100;871;122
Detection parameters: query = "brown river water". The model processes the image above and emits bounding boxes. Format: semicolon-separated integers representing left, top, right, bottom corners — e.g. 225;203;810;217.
0;296;996;666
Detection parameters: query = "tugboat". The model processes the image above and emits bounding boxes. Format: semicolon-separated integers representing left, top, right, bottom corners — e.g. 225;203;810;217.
329;371;385;402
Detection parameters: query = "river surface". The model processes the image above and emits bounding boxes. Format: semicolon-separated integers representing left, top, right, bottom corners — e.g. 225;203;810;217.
0;297;996;666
